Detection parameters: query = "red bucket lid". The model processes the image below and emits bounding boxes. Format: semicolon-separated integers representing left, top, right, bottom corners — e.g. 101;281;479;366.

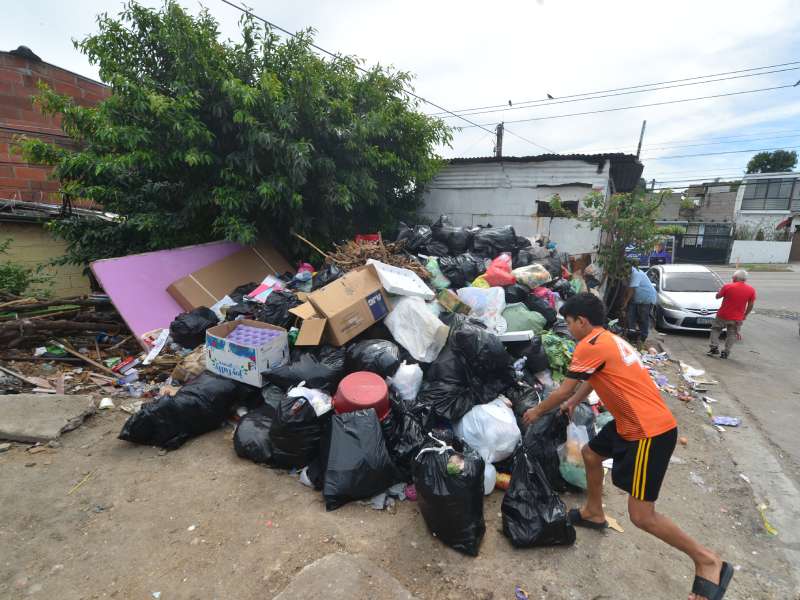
333;371;390;421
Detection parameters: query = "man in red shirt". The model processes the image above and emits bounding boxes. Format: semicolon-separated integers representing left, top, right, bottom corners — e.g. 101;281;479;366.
708;269;756;359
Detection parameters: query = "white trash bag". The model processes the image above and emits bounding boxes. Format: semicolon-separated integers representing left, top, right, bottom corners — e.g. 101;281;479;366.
456;286;507;334
384;297;449;363
454;397;521;465
387;361;423;401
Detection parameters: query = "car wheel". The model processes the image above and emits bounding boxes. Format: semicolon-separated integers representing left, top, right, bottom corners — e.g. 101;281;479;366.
653;308;665;333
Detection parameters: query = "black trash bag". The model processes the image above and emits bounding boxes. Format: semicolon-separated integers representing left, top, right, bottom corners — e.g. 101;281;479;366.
396;222;434;253
269;392;330;469
346;339;401;377
450;326;515;404
431;215;473;255
416;347;475;423
550;320;574;340
471;226;517;257
501;447;576;547
264;346;346;392
414;434;486;556
253;290;301;329
514;235;532;250
228;282;259;303
233;385;284;464
526;296;557;328
504;382;543;433
572;402;596;441
382;396;426;482
552;279;576;300
522;409;569;492
225;303;254;322
513;246;550;269
522;336;550;373
323;410;398;510
169;307;219;349
438;253;487;289
423;240;450;256
119;373;242;449
504;283;532;305
540;256;563;279
310;264;344;291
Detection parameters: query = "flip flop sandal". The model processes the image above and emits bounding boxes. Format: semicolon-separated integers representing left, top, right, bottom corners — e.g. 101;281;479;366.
567;508;608;530
691;561;734;600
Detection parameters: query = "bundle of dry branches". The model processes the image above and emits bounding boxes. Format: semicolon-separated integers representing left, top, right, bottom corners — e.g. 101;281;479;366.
325;239;430;280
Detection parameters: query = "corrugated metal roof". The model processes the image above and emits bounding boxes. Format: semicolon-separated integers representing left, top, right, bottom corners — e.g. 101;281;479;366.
444;153;643;192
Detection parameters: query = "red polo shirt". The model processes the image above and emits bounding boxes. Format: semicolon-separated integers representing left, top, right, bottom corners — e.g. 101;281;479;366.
716;281;756;321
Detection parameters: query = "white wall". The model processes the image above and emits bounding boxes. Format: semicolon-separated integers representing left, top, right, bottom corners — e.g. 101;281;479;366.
421;159;609;255
730;241;792;264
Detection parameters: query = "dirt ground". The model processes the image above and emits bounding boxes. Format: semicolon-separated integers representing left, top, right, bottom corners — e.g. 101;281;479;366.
1;358;796;600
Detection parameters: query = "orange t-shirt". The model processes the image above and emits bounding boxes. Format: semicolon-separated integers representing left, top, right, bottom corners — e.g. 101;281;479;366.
567;328;677;440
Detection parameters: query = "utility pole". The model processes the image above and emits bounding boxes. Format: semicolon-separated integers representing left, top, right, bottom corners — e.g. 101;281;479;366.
635;119;647;158
494;122;504;158
650;178;655;191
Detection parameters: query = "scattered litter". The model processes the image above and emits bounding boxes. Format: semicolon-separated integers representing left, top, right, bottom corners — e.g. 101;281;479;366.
739;473;751;484
67;470;94;496
712;416;741;427
757;503;778;536
187;524;196;532
606;515;624;533
515;586;530;600
679;436;688;446
98;397;115;410
689;471;708;491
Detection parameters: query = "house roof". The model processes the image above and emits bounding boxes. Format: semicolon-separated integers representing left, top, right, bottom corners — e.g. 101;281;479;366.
0;199;114;224
446;153;644;192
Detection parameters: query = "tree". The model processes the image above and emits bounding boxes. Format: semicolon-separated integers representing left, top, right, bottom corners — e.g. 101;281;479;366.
746;150;797;174
18;1;451;265
580;190;665;309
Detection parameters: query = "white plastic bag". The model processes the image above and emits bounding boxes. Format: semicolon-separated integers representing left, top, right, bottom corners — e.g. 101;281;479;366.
384;297;449;363
287;384;332;417
456;286;507;333
454;397;521;464
558;422;590;489
387;361;423;401
483;462;497;496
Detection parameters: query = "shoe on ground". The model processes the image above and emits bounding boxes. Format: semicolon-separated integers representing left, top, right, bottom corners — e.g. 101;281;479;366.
720;351;729;359
707;347;719;357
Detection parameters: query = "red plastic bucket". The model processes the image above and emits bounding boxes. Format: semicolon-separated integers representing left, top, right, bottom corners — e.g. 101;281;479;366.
333;371;390;421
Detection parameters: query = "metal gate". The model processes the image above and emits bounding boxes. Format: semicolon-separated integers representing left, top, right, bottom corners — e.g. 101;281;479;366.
673;233;733;264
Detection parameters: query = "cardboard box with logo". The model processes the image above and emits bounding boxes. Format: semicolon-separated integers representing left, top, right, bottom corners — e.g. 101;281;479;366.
289;264;391;346
205;319;289;387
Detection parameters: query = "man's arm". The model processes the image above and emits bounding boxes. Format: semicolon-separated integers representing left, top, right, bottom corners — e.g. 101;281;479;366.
522;378;581;426
715;283;727;300
744;298;755;318
622;286;634;308
563;381;594;414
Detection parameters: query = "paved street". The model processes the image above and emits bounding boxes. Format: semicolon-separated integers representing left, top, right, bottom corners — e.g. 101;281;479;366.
660;266;800;589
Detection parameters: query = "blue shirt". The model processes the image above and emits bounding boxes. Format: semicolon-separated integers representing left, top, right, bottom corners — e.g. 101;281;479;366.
629;267;657;304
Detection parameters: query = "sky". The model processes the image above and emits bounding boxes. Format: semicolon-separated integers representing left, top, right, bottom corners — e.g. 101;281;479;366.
4;0;800;189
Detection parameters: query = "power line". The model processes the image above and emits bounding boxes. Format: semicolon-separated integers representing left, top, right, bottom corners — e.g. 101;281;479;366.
503;128;555;153
644;144;800;160
218;0;499;138
436;66;800;119
646;127;800;147
462;83;799;128
645;133;800;151
428;60;800;117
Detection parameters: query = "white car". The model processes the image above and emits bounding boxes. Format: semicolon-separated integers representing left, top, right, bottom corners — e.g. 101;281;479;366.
646;264;724;332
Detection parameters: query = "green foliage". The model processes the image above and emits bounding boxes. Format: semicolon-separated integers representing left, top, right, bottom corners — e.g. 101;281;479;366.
656;225;687;236
755;228;765;241
17;1;451;265
0;239;54;296
580;190;664;285
548;193;571;217
746;150;797;174
679;197;696;211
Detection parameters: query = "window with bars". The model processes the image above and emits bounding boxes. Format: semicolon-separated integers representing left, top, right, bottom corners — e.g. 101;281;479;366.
741;177;798;211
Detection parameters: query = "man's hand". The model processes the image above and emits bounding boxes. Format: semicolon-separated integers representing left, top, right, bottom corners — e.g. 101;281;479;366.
522;406;540;427
559;401;575;418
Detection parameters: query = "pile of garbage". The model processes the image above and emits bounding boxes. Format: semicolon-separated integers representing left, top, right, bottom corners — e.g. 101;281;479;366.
2;216;610;556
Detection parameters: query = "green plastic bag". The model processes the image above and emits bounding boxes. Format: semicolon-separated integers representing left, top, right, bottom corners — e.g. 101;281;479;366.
502;303;546;334
426;257;451;291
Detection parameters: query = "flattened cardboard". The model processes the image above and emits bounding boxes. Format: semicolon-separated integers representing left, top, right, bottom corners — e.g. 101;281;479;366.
205;319;289;387
292;265;390;346
168;242;294;311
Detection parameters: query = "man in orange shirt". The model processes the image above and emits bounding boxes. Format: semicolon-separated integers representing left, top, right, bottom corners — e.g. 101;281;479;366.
523;293;732;600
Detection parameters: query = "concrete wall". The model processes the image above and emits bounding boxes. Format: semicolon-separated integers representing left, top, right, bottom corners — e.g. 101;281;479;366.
0;51;109;208
729;240;792;264
0;221;90;296
422;159;609;255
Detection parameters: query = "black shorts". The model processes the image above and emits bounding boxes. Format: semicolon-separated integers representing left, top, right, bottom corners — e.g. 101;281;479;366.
588;422;677;502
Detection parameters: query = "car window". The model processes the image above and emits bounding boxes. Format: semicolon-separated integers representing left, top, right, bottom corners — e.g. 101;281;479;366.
662;272;722;292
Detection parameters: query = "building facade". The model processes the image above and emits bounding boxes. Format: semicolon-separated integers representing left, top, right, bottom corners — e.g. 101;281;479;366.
733;171;800;240
421;153;643;256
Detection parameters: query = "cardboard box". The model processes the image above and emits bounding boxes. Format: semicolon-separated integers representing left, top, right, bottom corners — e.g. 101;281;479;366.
168;243;294;311
289;264;390;346
205;319;289;387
